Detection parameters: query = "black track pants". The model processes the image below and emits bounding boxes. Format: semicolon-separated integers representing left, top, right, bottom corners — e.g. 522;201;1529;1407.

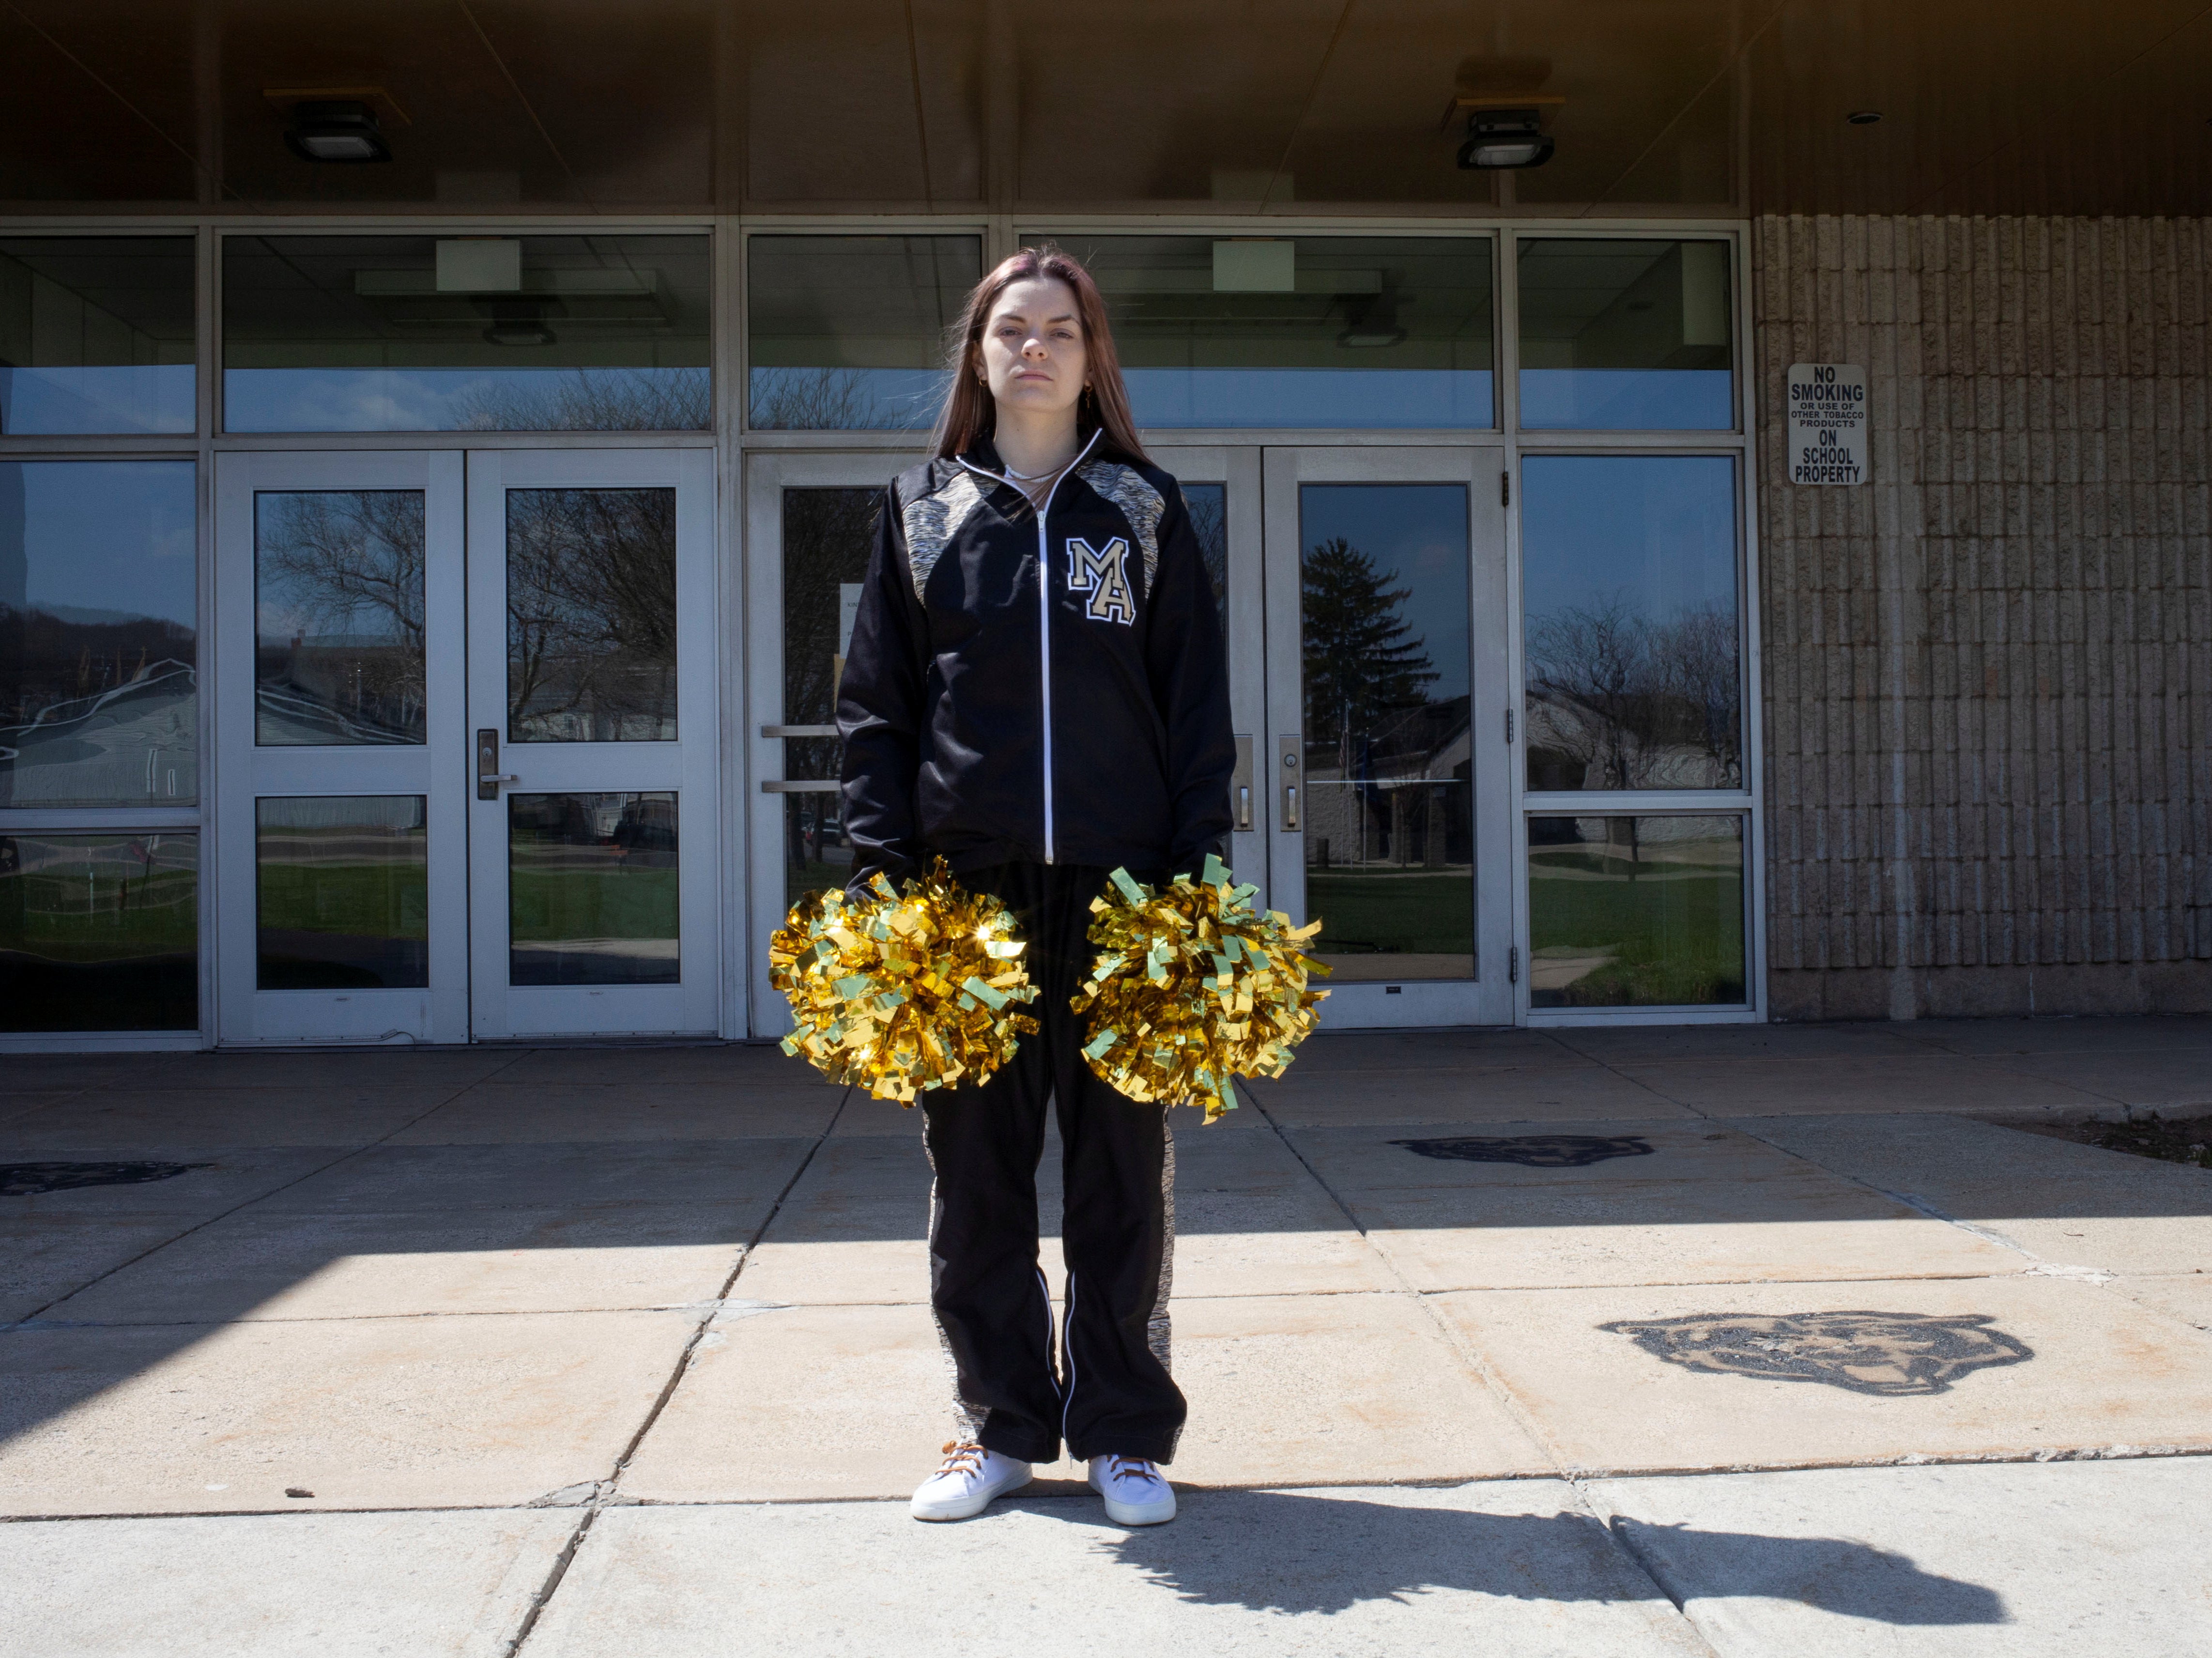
921;860;1185;1466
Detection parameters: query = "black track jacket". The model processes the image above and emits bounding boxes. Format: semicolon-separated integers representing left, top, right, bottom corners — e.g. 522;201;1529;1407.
837;430;1235;891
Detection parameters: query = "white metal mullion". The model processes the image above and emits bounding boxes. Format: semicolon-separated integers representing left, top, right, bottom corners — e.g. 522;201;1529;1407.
716;212;749;1037
193;220;218;1048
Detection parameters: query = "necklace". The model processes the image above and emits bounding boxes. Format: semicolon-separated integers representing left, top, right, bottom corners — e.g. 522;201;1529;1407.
1001;454;1075;482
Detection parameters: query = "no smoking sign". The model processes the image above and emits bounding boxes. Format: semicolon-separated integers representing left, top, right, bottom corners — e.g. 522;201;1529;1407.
1787;363;1867;485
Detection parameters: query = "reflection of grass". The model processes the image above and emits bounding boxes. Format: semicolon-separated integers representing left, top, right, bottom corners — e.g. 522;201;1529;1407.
511;866;677;944
1305;871;1473;956
1;861;198;1030
258;863;427;938
1529;851;1743;1006
3;865;198;959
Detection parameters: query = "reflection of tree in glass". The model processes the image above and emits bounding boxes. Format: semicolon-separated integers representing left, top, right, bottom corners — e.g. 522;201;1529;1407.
446;368;709;432
1525;593;1739;789
256;491;426;744
507;489;677;742
1302;537;1435;750
780;489;877;881
1183;484;1228;628
749;368;875;431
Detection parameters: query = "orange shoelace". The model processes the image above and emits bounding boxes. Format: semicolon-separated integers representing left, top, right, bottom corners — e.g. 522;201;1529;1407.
936;1441;988;1478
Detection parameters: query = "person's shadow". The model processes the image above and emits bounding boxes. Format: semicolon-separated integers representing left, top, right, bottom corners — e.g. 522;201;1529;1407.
1047;1489;2005;1626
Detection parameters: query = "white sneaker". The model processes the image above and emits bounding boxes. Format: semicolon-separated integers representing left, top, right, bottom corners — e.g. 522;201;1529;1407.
1088;1455;1176;1525
910;1442;1031;1521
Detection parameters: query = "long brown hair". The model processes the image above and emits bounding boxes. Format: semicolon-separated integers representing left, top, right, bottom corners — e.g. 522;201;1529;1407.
932;244;1148;463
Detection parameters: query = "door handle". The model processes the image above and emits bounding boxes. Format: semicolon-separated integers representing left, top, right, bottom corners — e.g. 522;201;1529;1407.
476;729;517;800
1238;785;1252;830
1231;733;1254;831
1285;784;1299;830
1277;734;1301;831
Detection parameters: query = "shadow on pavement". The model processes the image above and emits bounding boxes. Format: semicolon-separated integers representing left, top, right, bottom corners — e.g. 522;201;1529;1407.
1087;1489;2007;1625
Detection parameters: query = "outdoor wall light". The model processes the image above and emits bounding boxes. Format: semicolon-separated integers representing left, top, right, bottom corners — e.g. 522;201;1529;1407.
285;100;391;163
1458;108;1554;169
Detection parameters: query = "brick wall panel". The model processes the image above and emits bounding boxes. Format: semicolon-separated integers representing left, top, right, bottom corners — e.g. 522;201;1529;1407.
1757;213;2212;1013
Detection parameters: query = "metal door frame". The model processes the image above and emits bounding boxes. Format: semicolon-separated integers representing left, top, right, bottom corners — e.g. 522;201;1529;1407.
463;447;721;1039
739;448;922;1037
1260;444;1515;1029
211;448;469;1044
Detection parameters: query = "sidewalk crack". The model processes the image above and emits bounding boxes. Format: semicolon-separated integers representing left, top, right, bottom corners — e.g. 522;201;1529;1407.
1250;1091;1723;1656
501;1081;854;1656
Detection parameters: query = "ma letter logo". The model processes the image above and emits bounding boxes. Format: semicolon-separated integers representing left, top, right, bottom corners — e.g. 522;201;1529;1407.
1064;537;1136;626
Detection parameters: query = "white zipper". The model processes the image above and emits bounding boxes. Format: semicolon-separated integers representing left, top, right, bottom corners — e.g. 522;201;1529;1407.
960;429;1100;866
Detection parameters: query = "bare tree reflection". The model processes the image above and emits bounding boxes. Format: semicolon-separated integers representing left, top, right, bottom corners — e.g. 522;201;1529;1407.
1525;593;1740;789
749;368;875;431
447;368;709;432
1184;483;1228;630
781;489;877;893
507;488;678;743
255;491;426;745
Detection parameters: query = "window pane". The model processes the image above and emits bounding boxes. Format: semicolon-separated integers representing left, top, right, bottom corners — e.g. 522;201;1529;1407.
1528;815;1745;1007
784;794;849;914
0;237;195;434
1037;235;1492;429
255;491;427;746
0;832;197;1030
1518;240;1732;430
0;461;197;807
508;792;677;985
1183;481;1229;648
223;235;709;432
779;488;876;910
1302;484;1473;982
508;488;676;743
1521;456;1741;791
747;235;981;430
782;487;876;786
256;796;428;990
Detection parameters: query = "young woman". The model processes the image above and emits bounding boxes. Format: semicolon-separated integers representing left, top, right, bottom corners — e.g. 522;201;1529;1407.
837;246;1234;1526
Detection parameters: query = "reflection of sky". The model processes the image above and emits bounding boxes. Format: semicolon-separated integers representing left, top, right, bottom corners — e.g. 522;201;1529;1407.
0;367;194;435
1521;455;1736;626
1301;483;1469;700
254;493;420;647
747;367;1496;432
1128;369;1492;430
747;367;947;430
1519;369;1732;430
4;461;197;624
225;368;708;433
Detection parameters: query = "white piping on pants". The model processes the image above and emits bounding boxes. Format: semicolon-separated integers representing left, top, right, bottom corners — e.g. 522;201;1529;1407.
1059;1272;1080;1448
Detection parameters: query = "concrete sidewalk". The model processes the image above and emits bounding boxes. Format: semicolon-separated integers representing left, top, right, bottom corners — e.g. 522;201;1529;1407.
5;1015;2212;1655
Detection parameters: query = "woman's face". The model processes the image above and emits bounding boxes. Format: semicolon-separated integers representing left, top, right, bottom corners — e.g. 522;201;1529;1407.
975;276;1088;421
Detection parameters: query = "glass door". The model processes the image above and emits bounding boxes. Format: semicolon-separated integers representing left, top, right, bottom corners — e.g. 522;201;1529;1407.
743;447;1269;1036
743;451;919;1036
465;449;719;1039
1261;446;1515;1028
1145;444;1266;893
214;451;470;1044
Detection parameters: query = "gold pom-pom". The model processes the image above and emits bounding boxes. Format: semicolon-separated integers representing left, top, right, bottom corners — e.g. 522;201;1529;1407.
770;860;1040;1104
1072;854;1330;1124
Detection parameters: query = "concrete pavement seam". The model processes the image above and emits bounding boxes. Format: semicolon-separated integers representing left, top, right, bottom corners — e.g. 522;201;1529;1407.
499;1083;856;1658
0;1049;534;1334
1248;1091;1728;1657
